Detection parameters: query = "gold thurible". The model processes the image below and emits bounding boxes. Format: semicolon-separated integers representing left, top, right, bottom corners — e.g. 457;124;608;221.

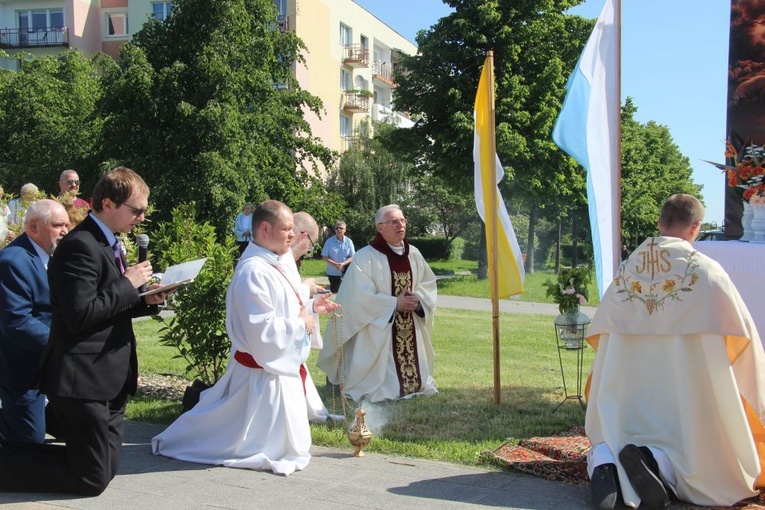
347;407;372;457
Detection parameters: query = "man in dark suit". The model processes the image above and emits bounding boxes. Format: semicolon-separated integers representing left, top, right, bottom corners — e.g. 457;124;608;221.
0;167;169;496
0;199;69;445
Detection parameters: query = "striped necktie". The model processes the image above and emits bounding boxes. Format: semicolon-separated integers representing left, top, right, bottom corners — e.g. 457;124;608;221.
113;240;125;274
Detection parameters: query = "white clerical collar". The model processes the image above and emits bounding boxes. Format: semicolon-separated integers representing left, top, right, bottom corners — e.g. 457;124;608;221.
388;243;405;255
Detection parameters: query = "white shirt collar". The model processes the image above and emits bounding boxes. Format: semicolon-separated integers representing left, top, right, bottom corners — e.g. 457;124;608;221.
89;212;118;247
28;237;51;269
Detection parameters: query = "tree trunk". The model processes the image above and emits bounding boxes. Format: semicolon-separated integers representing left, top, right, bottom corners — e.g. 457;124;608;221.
572;217;579;267
525;206;536;274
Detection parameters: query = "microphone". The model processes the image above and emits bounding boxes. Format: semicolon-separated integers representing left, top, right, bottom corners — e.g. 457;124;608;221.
136;234;150;293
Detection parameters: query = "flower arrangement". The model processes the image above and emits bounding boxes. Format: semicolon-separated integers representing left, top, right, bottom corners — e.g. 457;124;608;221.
710;139;765;204
542;266;591;314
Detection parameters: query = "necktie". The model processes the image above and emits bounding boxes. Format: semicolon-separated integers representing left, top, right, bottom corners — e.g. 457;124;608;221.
113;240;125;274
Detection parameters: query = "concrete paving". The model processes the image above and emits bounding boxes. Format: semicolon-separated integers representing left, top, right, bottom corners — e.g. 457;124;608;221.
0;296;602;510
0;421;594;510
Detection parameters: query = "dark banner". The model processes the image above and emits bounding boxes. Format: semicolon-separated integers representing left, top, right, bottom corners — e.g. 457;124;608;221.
726;0;765;238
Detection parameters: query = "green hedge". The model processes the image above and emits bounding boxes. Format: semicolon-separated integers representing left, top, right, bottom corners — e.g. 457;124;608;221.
408;236;448;259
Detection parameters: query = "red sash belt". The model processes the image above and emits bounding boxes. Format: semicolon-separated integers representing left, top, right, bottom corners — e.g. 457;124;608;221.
234;350;307;395
234;350;263;368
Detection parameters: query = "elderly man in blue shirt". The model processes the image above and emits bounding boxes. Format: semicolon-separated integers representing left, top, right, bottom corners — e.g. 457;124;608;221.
321;220;355;294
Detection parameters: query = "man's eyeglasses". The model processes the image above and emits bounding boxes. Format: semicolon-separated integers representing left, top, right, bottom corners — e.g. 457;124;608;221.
63;179;80;185
304;231;315;246
378;218;407;227
122;203;147;217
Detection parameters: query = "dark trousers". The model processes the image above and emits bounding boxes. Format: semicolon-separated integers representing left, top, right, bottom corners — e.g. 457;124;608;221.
328;275;343;294
0;390;128;496
0;387;46;445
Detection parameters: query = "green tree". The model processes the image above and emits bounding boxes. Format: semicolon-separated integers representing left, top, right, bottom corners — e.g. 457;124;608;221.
392;0;594;273
620;98;702;249
152;203;237;384
99;0;334;237
409;172;476;248
0;50;108;195
327;121;412;242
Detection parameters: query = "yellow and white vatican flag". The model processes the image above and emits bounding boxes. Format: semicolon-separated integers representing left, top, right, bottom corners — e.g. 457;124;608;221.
474;52;525;300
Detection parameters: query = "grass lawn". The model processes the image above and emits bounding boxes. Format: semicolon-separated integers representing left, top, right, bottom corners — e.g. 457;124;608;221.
299;257;601;306
130;304;595;467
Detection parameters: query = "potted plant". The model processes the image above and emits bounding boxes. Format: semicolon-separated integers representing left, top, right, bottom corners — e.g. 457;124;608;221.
543;266;591;349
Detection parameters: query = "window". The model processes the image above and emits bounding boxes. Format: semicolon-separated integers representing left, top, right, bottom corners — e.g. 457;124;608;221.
18;9;64;30
50;10;64;28
340;68;351;91
360;35;368;52
152;2;173;21
273;0;287;17
340;115;351;137
17;9;64;46
339;23;352;47
104;11;128;37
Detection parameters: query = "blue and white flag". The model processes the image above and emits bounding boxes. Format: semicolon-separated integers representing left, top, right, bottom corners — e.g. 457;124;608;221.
552;0;620;298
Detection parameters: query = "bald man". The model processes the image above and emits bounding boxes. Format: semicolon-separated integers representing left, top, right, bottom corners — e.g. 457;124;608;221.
57;170;89;210
0;199;69;445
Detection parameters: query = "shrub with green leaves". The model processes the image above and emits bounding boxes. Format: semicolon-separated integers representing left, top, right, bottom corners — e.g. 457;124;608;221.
151;203;236;384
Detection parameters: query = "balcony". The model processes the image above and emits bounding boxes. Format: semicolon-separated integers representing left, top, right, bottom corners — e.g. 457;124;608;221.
341;136;360;152
372;61;395;87
342;44;369;68
0;27;69;49
372;103;415;128
342;91;370;113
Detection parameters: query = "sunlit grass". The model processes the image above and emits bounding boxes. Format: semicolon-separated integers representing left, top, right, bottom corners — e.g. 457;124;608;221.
301;257;600;306
131;307;595;466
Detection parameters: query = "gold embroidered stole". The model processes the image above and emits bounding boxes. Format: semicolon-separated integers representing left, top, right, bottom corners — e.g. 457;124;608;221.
370;233;422;397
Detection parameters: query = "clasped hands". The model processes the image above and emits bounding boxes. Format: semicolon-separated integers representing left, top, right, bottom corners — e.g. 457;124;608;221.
396;287;420;313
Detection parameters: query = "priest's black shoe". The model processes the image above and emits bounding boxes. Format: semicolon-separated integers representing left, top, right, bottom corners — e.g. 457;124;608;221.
618;444;669;510
590;462;619;510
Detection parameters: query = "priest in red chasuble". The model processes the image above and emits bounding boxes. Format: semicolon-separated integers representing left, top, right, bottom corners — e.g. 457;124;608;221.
586;194;765;510
318;204;438;403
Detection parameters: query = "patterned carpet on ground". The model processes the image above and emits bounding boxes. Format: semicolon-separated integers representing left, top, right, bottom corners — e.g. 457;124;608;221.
486;426;765;509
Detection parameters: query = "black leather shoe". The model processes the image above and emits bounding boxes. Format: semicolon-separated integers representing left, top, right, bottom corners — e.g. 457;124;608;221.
591;463;619;510
618;444;669;509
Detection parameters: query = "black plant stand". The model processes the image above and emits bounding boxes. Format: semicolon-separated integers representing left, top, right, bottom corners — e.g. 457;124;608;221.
552;309;590;412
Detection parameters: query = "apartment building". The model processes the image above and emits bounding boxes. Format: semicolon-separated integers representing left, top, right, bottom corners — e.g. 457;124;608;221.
0;0;415;155
0;0;171;68
276;0;416;154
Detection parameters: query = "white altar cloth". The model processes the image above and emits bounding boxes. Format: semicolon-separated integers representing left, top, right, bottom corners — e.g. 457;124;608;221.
695;241;765;345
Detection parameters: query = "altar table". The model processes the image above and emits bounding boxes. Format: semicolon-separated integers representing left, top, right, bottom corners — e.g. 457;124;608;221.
695;241;765;344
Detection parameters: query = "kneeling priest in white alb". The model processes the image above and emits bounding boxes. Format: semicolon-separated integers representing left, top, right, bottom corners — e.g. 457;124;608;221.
152;201;338;476
586;194;765;510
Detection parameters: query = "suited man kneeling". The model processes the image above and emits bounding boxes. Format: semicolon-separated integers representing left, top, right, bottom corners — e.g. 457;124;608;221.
0;199;69;446
0;167;170;496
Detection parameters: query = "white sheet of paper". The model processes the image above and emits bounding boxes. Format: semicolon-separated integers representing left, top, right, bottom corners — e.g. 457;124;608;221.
139;257;207;297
